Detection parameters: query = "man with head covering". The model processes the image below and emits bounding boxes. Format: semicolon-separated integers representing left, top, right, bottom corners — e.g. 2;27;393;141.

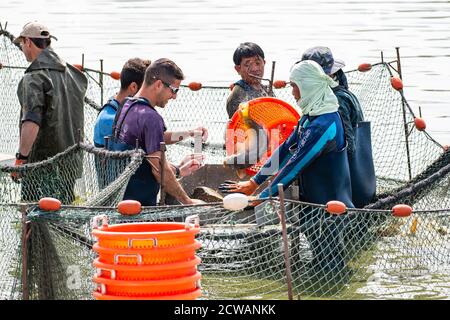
12;21;88;204
223;60;353;207
301;46;375;208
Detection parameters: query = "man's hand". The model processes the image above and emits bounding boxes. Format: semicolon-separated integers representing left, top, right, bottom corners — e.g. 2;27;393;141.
189;198;206;205
218;179;258;196
191;126;208;142
179;157;203;177
11;158;27;183
180;154;205;167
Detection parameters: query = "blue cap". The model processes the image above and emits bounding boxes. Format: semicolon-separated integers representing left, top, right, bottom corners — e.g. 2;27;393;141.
301;46;345;75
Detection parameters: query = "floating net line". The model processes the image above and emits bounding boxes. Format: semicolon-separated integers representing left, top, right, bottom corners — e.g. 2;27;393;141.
0;24;449;300
1;192;447;300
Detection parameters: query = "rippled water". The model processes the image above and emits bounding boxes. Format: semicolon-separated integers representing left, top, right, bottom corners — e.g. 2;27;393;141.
3;0;450;144
2;0;449;300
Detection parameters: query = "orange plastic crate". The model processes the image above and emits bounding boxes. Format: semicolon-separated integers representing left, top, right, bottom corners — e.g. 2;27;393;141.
93;272;201;297
93;241;201;265
92;221;200;249
93;256;201;281
92;288;202;300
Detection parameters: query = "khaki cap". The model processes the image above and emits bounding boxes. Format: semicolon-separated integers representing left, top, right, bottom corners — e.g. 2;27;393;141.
13;21;58;44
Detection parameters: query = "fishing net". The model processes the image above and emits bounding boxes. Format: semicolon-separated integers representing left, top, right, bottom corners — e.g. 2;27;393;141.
1;25;449;300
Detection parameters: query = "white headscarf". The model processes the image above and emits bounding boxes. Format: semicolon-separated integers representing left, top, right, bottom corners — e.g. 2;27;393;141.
289;60;339;116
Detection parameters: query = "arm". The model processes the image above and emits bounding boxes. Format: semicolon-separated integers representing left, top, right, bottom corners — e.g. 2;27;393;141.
258;121;338;199
17;73;48;158
146;152;194;204
252;124;299;186
19;121;40;158
163;126;208;145
226;86;242;119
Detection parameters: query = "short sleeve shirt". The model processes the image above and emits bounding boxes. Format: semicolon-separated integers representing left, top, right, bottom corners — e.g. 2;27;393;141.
115;98;166;154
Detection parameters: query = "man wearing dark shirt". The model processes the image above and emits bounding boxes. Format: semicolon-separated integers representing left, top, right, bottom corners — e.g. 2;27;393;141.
113;58;206;206
13;21;87;203
226;42;274;119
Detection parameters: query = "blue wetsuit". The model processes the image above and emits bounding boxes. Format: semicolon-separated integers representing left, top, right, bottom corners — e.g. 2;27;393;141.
253;111;354;208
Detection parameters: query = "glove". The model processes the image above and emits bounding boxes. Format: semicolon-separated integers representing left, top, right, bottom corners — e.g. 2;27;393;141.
11;158;27;183
218;180;239;194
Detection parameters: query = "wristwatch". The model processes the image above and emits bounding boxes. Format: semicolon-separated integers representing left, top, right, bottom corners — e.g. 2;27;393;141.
175;165;181;178
15;152;29;160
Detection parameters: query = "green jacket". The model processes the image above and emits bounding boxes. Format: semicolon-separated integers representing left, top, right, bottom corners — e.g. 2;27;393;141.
17;47;88;162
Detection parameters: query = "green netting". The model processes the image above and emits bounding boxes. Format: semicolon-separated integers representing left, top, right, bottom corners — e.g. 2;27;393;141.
14;194;449;300
1;25;449;300
0;143;145;206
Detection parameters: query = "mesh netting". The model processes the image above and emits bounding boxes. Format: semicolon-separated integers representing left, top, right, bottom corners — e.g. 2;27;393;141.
8;195;448;300
1;25;449;300
0;143;145;206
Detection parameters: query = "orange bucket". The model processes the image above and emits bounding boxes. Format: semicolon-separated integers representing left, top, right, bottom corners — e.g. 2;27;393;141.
93;256;201;280
226;97;300;176
92;288;202;300
92;241;201;265
93;272;201;297
92;215;200;249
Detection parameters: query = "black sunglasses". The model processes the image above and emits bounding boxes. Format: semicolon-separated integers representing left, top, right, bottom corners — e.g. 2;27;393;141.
154;77;179;94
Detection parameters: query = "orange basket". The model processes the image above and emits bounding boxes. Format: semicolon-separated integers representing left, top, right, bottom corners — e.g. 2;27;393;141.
92;288;202;300
226;97;300;176
93;241;201;265
93;256;201;280
92;215;200;249
93;272;201;297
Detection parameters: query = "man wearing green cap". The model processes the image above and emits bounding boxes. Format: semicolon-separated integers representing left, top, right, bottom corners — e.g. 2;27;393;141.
13;21;88;203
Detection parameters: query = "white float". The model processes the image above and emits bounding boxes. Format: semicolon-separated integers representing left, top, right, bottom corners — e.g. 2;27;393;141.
223;193;249;211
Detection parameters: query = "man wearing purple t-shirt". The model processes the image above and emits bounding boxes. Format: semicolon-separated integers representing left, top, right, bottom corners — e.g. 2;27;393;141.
112;58;207;205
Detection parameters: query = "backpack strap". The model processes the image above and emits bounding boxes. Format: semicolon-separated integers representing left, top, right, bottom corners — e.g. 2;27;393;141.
112;97;152;139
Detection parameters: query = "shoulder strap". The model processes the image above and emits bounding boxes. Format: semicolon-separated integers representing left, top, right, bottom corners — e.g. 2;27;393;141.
99;98;120;113
112;97;152;138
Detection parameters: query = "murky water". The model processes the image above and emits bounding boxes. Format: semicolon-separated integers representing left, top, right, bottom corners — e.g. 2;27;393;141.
2;0;449;300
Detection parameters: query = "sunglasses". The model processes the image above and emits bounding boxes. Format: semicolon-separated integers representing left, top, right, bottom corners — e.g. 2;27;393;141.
154;77;179;95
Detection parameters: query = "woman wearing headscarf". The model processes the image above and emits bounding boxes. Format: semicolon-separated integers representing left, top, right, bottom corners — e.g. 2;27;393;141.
223;60;354;208
222;60;354;286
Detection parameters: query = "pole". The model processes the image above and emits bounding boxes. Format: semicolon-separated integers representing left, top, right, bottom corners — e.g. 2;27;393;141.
396;47;412;180
21;204;30;300
277;184;294;300
99;59;104;107
159;142;167;205
269;61;276;95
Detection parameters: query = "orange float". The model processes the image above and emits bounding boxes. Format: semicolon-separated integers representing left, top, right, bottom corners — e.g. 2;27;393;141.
110;71;121;80
38;197;62;211
188;82;202;91
226;97;300;176
73;63;84;71
326;200;347;215
414;117;426;131
358;63;372;72
117;200;142;216
391;77;403;91
392;204;413;217
273;80;288;89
